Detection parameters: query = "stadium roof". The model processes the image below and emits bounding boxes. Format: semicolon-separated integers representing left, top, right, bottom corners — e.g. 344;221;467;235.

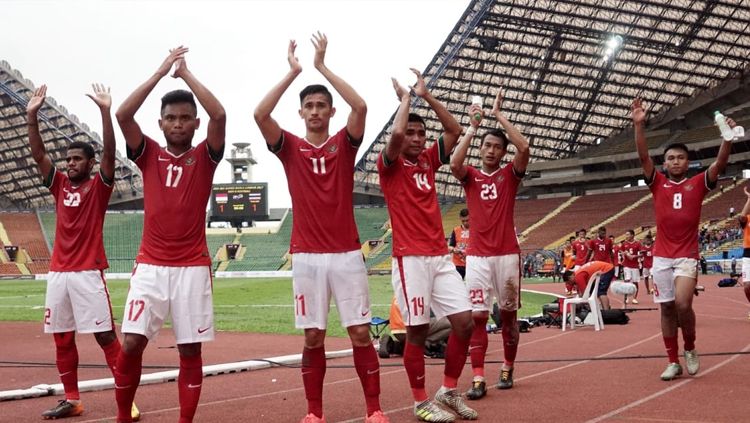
0;60;142;209
355;0;750;199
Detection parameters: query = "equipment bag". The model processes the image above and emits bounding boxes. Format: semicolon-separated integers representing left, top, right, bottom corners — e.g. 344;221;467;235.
601;309;630;325
717;278;738;287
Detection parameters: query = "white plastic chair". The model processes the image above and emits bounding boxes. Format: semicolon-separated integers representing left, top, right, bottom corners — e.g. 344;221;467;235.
562;271;604;331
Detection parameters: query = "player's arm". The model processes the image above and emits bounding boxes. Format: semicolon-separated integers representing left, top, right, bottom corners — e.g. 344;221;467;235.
585;242;594;262
172;55;226;157
86;84;115;182
26;85;54;180
450;104;482;181
631;98;655;183
411;68;461;157
312;32;366;143
492;88;530;175
448;230;457;252
116;46;189;154
254;40;302;151
383;78;410;165
706;117;735;185
739;186;750;229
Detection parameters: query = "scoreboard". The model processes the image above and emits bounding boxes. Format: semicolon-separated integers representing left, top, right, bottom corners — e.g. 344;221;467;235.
211;183;268;219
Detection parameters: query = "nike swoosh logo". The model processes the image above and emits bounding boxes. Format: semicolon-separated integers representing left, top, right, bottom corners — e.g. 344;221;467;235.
662;184;671;188
416;375;425;381
158;157;170;161
474;178;483;181
187;383;202;389
468;345;482;351
361;310;370;317
198;327;211;334
301;371;313;375
115;384;131;389
367;369;379;375
95;320;105;325
299;148;312;152
59;371;72;377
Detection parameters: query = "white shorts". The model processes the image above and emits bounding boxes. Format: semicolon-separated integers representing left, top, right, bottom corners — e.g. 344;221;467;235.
121;264;214;344
642;267;652;279
613;266;620;277
651;257;698;303
292;250;370;330
623;267;641;283
742;258;750;283
44;270;114;334
392;255;471;326
466;254;521;312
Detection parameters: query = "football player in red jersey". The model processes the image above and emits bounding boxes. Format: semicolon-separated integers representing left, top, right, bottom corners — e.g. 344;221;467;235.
621;229;642;304
587;227;614;264
28;84;140;421
379;73;477;421
450;88;530;400
632;98;730;381
254;34;387;423
113;47;226;423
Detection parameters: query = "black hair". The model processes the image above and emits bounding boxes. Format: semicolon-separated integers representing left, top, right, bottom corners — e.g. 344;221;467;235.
563;270;574;282
481;129;509;150
67;141;95;160
568;236;575;242
408;113;425;127
161;90;197;116
299;84;333;106
459;208;469;218
663;142;689;156
627;229;635;236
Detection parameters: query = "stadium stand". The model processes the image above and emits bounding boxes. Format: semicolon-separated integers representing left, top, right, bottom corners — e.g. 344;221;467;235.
224;213;293;272
353;207;390;242
0;211;50;273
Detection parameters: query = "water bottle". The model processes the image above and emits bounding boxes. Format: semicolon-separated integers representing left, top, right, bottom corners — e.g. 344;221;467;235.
471;95;482;121
714;111;735;141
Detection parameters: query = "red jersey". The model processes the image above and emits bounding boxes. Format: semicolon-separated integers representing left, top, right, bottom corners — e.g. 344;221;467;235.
130;136;219;266
572;239;589;266
612;244;622;266
462;165;522;256
378;140;448;257
641;243;654;268
621;240;641;268
273;128;360;253
47;169;112;271
649;171;710;259
588;237;613;263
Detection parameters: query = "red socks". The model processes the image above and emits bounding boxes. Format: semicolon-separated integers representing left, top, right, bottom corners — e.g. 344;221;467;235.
302;346;326;418
469;316;489;378
663;336;679;363
114;349;142;423
54;332;80;401
403;343;427;401
100;338;122;375
178;354;203;423
442;332;470;389
501;310;519;366
353;345;381;416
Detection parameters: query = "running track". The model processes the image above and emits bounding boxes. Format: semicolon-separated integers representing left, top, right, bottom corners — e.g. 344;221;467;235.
2;275;749;422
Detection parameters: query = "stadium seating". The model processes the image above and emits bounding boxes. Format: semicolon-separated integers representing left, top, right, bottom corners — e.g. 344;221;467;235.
354;207;390;242
0;212;50;272
224;214;292;272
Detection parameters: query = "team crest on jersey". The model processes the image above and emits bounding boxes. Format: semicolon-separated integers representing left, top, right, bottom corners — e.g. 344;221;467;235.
327;144;337;153
420;162;429;169
684;184;694;191
496;175;504;184
184;157;196;166
82;186;91;194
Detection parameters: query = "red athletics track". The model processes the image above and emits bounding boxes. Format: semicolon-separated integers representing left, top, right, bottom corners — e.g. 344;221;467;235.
2;274;749;422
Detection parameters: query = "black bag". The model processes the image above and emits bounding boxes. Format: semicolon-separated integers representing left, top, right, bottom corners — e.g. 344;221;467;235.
717;278;738;287
601;309;630;325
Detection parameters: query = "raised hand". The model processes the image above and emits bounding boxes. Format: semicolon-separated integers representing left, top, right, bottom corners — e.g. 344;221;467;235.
727;117;737;129
468;104;483;127
311;31;327;70
288;40;302;75
492;88;504;116
27;85;47;115
631;97;646;124
85;83;112;109
410;68;428;98
744;186;750;197
391;78;409;101
156;46;189;78
172;55;189;79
